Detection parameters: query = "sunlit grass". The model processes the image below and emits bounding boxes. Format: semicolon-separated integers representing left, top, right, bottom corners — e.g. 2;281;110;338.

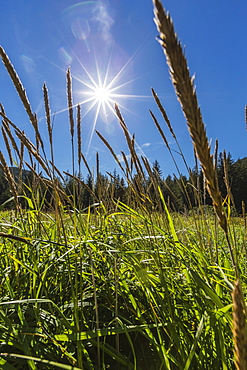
0;205;238;369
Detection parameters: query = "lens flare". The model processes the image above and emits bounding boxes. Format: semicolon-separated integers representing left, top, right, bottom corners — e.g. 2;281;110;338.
69;43;151;154
93;85;110;103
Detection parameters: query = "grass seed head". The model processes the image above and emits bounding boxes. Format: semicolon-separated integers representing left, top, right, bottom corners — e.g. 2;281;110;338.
232;279;247;370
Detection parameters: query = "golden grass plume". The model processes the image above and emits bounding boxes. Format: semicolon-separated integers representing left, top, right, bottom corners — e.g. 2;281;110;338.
232;279;247;370
153;0;227;234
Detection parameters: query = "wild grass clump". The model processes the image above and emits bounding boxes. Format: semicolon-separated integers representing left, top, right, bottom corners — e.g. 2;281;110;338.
0;1;246;369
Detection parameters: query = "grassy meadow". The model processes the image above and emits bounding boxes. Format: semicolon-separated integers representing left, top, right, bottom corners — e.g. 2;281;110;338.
0;0;246;369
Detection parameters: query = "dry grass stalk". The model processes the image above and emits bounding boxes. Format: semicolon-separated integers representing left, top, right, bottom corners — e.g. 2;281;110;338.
149;109;170;149
142;156;163;211
0;111;44;172
0;46;43;149
0;111;22;133
24;162;43;182
121;151;130;173
151;89;192;177
43;83;53;147
214;139;219;170
153;0;227;234
24;161;66;210
0;232;32;245
95;130;125;173
67;67;74;138
63;171;95;199
232;279;247;370
245;105;247;131
1;116;20;159
0;102;6;115
96;152;99;180
120;151;132;182
77;103;82;172
66;67;75;175
0;151;18;208
223;150;235;210
33;114;41;152
150;108;194;209
1;126;13;166
96;152;102;200
15;130;50;177
49;161;64;182
80;152;92;177
19;140;24;173
0;46;34;122
130;133;146;179
43;82;56;180
3;122;20;159
151;88;176;139
115;103;145;182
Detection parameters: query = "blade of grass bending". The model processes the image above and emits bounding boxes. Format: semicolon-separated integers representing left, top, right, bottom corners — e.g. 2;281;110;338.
0;232;32;245
0;354;82;370
189;270;232;323
0;299;71;329
183;313;207;370
54;322;164;341
157;186;179;244
4;254;37;275
216;321;228;370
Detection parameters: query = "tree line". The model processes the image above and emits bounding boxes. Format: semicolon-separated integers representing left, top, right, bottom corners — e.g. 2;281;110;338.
0;152;246;214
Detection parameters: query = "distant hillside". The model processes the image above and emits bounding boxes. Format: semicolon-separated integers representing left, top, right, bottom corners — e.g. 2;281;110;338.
0;167;31;181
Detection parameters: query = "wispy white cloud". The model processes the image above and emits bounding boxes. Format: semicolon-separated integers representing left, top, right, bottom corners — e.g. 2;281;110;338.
92;1;114;47
117;153;131;163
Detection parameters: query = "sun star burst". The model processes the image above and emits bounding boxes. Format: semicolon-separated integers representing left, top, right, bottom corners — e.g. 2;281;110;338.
69;44;151;154
92;84;111;104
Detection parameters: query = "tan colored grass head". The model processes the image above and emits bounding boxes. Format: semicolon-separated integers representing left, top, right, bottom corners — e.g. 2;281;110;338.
152;0;227;234
232;279;247;370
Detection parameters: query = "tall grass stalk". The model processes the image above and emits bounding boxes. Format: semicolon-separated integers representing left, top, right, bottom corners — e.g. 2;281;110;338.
152;0;239;277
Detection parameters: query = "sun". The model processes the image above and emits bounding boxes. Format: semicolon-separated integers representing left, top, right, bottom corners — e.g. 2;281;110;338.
93;85;111;104
85;78;115;111
71;44;150;153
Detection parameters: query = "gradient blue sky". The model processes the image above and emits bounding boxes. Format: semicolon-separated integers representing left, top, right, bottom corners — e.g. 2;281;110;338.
1;0;247;179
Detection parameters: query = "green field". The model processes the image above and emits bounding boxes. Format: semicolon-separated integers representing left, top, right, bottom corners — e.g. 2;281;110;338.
0;1;246;369
0;204;243;369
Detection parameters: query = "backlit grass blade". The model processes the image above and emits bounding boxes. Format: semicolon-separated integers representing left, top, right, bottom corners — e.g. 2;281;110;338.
183;313;207;370
189;270;232;323
0;357;17;370
0;354;82;370
54;323;164;341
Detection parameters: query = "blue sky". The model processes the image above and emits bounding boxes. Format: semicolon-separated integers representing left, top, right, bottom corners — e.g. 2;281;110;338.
1;0;247;179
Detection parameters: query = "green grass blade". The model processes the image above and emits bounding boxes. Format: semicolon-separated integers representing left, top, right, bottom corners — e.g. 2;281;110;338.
183;313;207;370
0;354;81;370
55;323;164;341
